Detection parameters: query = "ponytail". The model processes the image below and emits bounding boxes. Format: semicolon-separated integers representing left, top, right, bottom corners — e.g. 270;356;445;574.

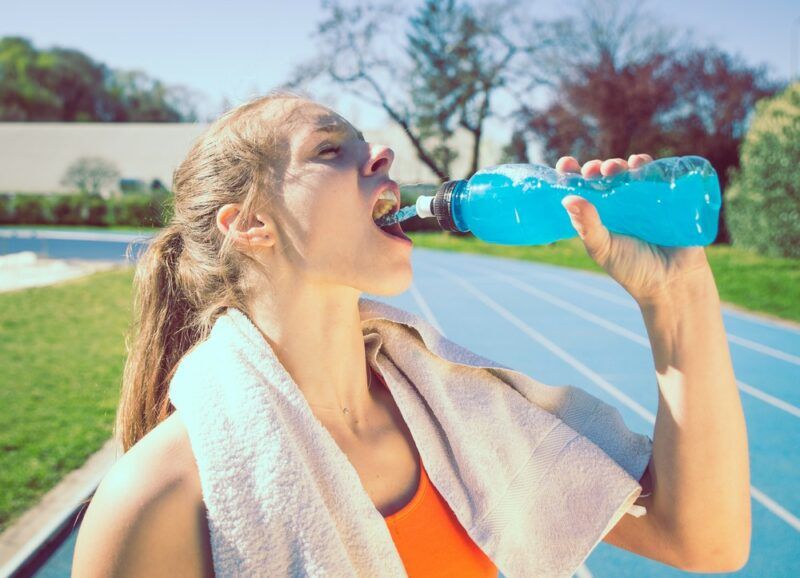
114;89;307;453
115;226;199;452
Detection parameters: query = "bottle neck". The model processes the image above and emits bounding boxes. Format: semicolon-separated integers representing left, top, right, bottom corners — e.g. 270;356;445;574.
433;179;468;232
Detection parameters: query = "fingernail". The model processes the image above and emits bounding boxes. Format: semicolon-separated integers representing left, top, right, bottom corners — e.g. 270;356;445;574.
566;205;581;217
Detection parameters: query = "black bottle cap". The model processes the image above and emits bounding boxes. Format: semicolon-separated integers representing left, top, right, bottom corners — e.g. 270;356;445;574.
432;180;466;232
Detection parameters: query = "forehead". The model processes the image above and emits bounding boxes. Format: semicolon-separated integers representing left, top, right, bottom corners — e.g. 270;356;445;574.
290;103;363;142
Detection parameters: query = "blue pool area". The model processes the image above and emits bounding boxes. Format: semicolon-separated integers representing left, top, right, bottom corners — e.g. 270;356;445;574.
0;228;154;262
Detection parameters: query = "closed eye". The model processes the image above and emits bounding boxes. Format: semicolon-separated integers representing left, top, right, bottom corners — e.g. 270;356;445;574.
318;145;341;157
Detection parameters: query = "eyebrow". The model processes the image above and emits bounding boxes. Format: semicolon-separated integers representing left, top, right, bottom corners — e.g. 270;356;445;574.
313;123;365;141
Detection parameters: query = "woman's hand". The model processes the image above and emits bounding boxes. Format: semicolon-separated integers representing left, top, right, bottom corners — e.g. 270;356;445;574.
556;154;713;305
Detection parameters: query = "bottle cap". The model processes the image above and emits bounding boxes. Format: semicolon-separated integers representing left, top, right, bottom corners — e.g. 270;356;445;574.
432;180;464;232
416;195;434;219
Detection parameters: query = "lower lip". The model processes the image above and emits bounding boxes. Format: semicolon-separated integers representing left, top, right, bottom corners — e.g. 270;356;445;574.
375;220;412;246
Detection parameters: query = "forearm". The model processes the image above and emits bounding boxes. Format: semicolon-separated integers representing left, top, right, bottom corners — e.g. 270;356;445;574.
638;266;751;567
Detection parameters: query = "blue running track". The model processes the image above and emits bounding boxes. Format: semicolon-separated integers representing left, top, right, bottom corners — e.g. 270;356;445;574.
2;228;798;577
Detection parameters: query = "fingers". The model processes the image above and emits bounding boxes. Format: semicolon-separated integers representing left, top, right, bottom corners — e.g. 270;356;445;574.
627;153;653;169
558;153;653;176
581;159;603;178
556;156;581;174
600;158;628;177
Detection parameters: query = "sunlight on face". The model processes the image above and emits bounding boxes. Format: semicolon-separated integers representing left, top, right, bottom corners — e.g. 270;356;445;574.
271;102;413;297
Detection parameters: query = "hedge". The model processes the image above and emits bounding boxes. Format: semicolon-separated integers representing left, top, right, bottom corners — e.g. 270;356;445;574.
0;192;172;228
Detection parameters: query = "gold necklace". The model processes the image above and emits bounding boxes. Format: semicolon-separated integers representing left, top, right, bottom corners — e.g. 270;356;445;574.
307;363;374;416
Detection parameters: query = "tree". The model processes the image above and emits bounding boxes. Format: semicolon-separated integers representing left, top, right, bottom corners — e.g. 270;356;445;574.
510;0;781;243
103;69;199;122
514;0;687;164
0;36;200;122
286;0;538;181
724;82;800;257
60;157;121;197
406;0;520;176
499;128;529;164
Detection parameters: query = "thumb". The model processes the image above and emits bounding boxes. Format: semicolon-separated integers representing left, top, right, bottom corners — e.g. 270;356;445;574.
561;195;612;265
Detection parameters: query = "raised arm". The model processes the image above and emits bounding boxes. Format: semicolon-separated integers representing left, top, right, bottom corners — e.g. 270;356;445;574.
557;154;751;572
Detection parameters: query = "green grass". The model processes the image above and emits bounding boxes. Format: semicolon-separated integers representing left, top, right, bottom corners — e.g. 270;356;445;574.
407;232;800;323
0;267;136;533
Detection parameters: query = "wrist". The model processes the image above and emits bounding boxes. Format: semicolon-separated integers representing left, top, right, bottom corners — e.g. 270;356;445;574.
635;265;718;311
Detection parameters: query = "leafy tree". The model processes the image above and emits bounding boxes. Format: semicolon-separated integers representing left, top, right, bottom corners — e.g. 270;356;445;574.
406;0;521;176
510;0;781;242
287;0;537;181
725;82;800;257
0;36;200;122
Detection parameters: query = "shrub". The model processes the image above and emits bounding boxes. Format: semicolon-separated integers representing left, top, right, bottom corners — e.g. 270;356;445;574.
12;195;52;225
725;82;800;257
108;194;165;227
85;195;109;226
48;194;88;225
0;194;12;224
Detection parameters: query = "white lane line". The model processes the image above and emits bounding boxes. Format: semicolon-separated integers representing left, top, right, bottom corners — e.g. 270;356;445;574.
434;267;655;423
512;264;800;336
409;281;447;337
750;486;800;531
736;382;800;418
726;334;800;366
431;265;800;533
465;264;800;420
0;229;154;244
495;267;800;366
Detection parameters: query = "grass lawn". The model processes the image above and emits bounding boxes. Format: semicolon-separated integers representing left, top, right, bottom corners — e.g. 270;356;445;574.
0;267;135;533
407;232;800;324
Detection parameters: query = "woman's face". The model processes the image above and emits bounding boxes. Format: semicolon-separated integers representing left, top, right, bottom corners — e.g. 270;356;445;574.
267;101;413;296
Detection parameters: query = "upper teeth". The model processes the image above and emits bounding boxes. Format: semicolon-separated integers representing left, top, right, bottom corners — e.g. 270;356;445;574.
372;190;397;220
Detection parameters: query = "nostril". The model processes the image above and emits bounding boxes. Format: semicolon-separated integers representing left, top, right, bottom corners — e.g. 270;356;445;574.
370;157;389;174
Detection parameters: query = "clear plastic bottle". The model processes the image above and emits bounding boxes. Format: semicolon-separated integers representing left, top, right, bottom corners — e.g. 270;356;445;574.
406;156;721;246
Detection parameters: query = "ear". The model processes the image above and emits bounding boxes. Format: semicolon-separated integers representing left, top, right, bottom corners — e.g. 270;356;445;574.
216;203;276;249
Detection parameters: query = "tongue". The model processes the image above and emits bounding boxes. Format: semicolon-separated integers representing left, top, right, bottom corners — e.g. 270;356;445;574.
379;221;410;241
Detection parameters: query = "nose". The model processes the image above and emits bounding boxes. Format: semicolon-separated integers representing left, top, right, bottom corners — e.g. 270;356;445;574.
362;144;394;177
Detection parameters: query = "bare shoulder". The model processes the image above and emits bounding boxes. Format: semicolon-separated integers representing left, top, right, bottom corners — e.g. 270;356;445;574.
72;412;213;577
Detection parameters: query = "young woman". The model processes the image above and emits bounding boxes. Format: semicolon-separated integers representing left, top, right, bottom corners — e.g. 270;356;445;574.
72;91;750;577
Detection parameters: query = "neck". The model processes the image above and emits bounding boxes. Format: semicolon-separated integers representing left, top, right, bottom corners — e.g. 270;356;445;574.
244;276;378;424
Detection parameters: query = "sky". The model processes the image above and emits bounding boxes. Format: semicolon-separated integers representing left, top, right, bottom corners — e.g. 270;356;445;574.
2;0;798;145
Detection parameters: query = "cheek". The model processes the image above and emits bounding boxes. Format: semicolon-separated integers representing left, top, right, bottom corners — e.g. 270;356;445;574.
283;186;366;254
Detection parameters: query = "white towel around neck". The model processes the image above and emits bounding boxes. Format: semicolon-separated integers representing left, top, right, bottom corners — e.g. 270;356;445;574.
167;298;653;578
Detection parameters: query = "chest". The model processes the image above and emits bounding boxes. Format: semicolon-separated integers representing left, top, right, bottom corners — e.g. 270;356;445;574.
314;388;422;518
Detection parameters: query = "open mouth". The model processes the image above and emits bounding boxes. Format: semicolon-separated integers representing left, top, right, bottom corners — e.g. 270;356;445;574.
372;193;411;243
377;221;411;242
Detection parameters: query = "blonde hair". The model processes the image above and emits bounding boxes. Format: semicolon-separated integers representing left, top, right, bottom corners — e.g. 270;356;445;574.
115;89;311;452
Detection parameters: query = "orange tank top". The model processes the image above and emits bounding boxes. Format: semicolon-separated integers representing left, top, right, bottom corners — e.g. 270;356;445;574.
376;378;498;576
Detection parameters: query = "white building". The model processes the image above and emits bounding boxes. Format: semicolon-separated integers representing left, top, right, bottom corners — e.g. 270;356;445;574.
0;122;505;198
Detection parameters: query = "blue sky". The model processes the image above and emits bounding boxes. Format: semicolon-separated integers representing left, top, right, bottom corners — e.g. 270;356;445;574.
3;0;798;144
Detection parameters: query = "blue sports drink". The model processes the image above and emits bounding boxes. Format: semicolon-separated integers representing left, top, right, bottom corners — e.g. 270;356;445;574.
379;156;721;247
